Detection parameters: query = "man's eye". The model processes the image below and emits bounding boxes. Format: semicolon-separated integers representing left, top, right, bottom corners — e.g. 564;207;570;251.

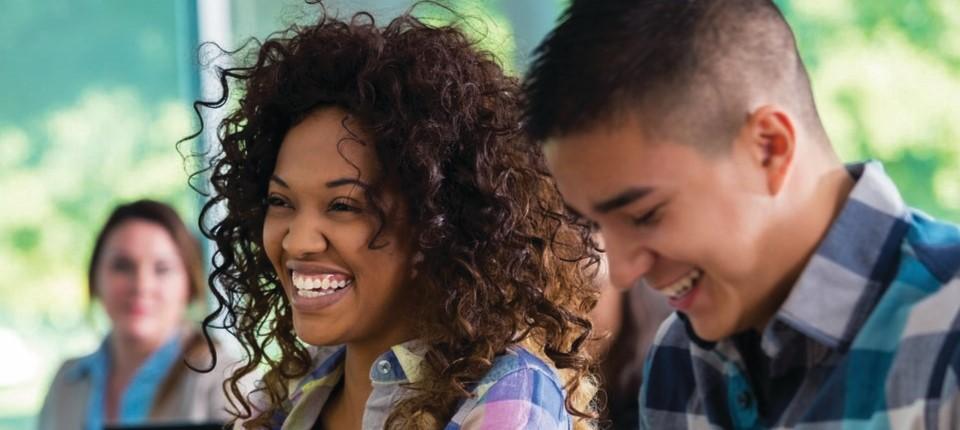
632;205;663;227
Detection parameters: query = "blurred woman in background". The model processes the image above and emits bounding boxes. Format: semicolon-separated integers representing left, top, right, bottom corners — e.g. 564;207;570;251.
38;199;236;429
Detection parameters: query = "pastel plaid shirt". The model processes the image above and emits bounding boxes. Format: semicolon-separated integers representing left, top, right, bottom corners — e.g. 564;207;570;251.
640;161;960;429
268;341;572;429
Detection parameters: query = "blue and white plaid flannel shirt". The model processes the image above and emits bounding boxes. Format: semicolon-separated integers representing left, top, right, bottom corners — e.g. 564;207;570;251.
640;161;960;429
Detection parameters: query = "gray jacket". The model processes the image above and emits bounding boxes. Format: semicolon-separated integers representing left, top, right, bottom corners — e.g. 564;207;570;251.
37;331;241;430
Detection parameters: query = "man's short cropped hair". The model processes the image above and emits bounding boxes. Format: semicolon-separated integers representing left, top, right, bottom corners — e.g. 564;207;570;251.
524;0;823;151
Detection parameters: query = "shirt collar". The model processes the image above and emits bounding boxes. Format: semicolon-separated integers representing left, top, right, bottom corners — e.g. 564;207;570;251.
371;339;429;384
65;337;109;382
278;340;428;429
287;345;346;406
118;331;184;421
67;331;184;429
681;161;911;353
772;161;910;350
292;340;429;390
66;330;185;381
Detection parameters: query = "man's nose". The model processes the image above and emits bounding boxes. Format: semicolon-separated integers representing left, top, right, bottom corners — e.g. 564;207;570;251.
603;235;655;291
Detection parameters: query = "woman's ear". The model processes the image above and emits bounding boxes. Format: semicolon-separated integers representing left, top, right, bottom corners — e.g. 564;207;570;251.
410;250;425;279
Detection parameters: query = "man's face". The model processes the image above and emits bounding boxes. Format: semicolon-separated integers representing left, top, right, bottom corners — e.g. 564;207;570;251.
544;116;783;341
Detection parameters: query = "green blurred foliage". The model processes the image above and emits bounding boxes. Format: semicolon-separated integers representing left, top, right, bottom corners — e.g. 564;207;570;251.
0;0;200;425
778;0;960;221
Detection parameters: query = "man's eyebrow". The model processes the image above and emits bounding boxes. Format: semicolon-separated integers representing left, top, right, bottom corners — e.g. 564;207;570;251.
564;204;587;220
592;187;654;214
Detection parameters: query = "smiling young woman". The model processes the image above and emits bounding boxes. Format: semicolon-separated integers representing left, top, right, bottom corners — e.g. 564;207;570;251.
261;108;419;361
187;4;601;429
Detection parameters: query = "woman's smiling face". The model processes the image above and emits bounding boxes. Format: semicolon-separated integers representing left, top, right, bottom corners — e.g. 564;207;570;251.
95;219;190;347
262;107;417;348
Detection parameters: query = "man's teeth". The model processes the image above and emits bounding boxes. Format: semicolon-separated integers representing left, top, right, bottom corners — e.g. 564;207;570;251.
662;269;703;299
291;272;351;296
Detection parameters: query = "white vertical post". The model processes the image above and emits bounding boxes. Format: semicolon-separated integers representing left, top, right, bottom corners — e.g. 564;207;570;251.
196;0;235;352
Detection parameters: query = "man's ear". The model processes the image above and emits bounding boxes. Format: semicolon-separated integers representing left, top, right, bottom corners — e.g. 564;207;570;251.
737;105;796;195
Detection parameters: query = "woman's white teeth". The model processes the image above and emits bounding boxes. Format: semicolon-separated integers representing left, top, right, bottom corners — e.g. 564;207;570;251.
662;269;703;299
299;289;338;298
292;272;350;297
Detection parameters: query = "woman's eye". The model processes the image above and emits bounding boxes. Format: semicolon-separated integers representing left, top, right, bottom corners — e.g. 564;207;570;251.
110;259;135;273
155;264;171;276
328;200;361;213
266;195;291;209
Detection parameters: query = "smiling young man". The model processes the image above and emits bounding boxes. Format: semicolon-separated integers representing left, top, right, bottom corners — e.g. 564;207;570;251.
524;0;960;428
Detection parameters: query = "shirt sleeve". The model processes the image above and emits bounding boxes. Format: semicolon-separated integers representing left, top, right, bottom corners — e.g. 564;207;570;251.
458;368;568;430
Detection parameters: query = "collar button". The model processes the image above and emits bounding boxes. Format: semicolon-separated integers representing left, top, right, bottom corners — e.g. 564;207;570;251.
376;359;392;375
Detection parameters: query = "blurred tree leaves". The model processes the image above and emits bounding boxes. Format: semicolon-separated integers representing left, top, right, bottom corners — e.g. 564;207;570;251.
0;1;199;421
779;0;960;220
0;88;197;326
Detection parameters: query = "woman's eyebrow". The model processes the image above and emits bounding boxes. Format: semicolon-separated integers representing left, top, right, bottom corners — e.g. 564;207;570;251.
326;178;369;189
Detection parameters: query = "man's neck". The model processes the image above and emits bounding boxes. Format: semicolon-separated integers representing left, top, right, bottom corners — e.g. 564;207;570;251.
753;158;855;332
782;160;855;280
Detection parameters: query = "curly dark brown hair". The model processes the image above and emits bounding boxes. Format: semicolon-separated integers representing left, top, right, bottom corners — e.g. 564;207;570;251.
185;3;601;428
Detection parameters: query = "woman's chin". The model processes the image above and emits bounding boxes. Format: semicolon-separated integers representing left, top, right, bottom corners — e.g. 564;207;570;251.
112;322;175;346
292;318;345;347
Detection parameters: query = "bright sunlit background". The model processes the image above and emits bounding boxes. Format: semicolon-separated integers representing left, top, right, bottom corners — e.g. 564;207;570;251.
1;0;958;428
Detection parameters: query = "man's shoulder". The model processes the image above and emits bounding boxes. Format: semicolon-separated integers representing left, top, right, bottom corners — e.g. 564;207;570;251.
874;210;960;342
904;210;960;283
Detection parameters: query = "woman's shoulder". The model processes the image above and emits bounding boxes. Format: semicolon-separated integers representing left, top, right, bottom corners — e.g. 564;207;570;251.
474;345;564;396
448;345;571;429
38;351;102;430
161;330;254;421
49;347;103;386
180;330;242;374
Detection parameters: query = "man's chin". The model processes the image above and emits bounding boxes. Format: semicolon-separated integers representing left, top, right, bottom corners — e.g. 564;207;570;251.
688;317;735;343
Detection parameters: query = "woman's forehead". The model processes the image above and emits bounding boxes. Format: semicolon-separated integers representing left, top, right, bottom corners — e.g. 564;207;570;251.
276;108;381;183
101;220;180;260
